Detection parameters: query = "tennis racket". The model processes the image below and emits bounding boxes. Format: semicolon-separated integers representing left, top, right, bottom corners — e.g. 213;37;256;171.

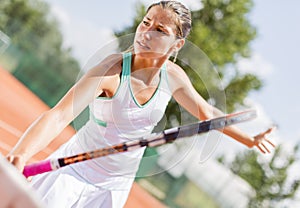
23;109;257;178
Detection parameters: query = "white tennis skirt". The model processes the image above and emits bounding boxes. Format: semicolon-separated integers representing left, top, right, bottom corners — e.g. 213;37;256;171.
29;130;144;208
30;165;132;208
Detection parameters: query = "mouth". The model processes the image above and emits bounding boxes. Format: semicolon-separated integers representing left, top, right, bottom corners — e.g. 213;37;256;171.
136;41;151;50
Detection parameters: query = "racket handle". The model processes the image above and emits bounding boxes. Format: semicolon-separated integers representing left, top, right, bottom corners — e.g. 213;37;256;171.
23;159;53;178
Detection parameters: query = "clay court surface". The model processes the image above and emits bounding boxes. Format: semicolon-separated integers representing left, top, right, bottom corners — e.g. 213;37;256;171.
0;66;166;208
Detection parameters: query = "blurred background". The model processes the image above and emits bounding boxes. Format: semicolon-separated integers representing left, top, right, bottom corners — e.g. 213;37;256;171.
0;0;299;207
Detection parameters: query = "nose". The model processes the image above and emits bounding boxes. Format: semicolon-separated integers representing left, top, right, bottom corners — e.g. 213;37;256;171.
141;30;151;41
142;23;157;40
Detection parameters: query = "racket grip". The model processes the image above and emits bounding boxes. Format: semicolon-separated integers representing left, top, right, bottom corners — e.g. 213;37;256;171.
23;159;53;178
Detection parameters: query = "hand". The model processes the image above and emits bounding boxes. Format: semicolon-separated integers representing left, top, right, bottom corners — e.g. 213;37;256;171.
6;154;26;172
0;155;43;208
253;126;276;153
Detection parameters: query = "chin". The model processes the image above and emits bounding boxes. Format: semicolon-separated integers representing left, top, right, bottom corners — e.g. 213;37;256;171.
134;49;167;59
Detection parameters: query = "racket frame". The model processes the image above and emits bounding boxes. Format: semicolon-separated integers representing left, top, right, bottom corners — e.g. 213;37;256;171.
23;109;257;177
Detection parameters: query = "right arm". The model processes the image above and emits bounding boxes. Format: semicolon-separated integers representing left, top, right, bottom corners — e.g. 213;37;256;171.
7;54;122;170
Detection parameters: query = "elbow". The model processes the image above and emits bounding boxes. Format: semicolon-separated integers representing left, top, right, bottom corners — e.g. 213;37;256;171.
42;108;70;131
199;106;216;120
201;104;225;121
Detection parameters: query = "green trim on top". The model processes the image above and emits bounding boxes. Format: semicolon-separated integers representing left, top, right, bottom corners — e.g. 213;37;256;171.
91;112;107;127
96;52;130;100
129;61;166;108
122;52;131;81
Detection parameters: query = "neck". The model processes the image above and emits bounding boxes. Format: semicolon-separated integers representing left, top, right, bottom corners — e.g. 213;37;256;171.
130;53;168;85
131;53;168;72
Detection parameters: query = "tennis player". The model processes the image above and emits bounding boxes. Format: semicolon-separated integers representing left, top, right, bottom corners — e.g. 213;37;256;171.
7;1;275;207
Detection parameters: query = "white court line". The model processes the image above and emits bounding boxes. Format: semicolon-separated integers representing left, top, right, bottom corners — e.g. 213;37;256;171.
0;119;53;155
0;140;13;152
0;119;22;151
0;119;23;137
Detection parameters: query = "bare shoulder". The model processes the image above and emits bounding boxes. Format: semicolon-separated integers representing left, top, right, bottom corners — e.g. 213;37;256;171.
166;60;192;81
86;53;123;78
165;60;191;93
83;53;124;97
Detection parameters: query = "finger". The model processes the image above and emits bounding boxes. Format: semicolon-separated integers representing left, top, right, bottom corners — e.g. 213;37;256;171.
11;156;20;166
264;126;277;135
261;143;270;154
266;139;276;147
14;157;25;172
257;144;266;154
6;155;14;163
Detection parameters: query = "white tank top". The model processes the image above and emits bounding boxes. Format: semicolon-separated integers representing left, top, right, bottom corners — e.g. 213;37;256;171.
69;52;172;187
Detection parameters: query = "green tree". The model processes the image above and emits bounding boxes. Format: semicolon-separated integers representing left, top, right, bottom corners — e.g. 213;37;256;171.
0;0;81;107
115;0;262;126
226;144;300;207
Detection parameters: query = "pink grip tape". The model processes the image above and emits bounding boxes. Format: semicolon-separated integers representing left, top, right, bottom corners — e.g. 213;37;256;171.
23;159;52;178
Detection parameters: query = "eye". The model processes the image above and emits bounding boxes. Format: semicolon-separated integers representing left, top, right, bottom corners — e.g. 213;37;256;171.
157;28;168;35
143;20;150;26
157;28;164;33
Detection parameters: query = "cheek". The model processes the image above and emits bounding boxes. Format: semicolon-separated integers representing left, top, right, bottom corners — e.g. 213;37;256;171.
156;38;175;50
134;24;144;40
136;23;143;32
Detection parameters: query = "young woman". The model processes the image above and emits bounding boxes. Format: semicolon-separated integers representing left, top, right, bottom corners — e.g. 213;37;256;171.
7;1;275;207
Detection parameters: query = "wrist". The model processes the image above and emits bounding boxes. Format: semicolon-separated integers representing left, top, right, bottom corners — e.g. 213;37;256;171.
8;149;30;163
6;153;27;171
245;136;255;148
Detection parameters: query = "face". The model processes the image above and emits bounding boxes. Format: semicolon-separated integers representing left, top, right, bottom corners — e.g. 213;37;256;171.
134;6;181;59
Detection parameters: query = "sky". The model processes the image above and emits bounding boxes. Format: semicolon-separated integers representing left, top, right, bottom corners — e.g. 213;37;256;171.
247;0;300;143
42;0;300;205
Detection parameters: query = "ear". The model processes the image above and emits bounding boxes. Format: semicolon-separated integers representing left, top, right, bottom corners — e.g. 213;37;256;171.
173;39;185;52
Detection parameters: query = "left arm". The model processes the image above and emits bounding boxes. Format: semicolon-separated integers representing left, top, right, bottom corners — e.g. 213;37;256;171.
167;62;275;153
